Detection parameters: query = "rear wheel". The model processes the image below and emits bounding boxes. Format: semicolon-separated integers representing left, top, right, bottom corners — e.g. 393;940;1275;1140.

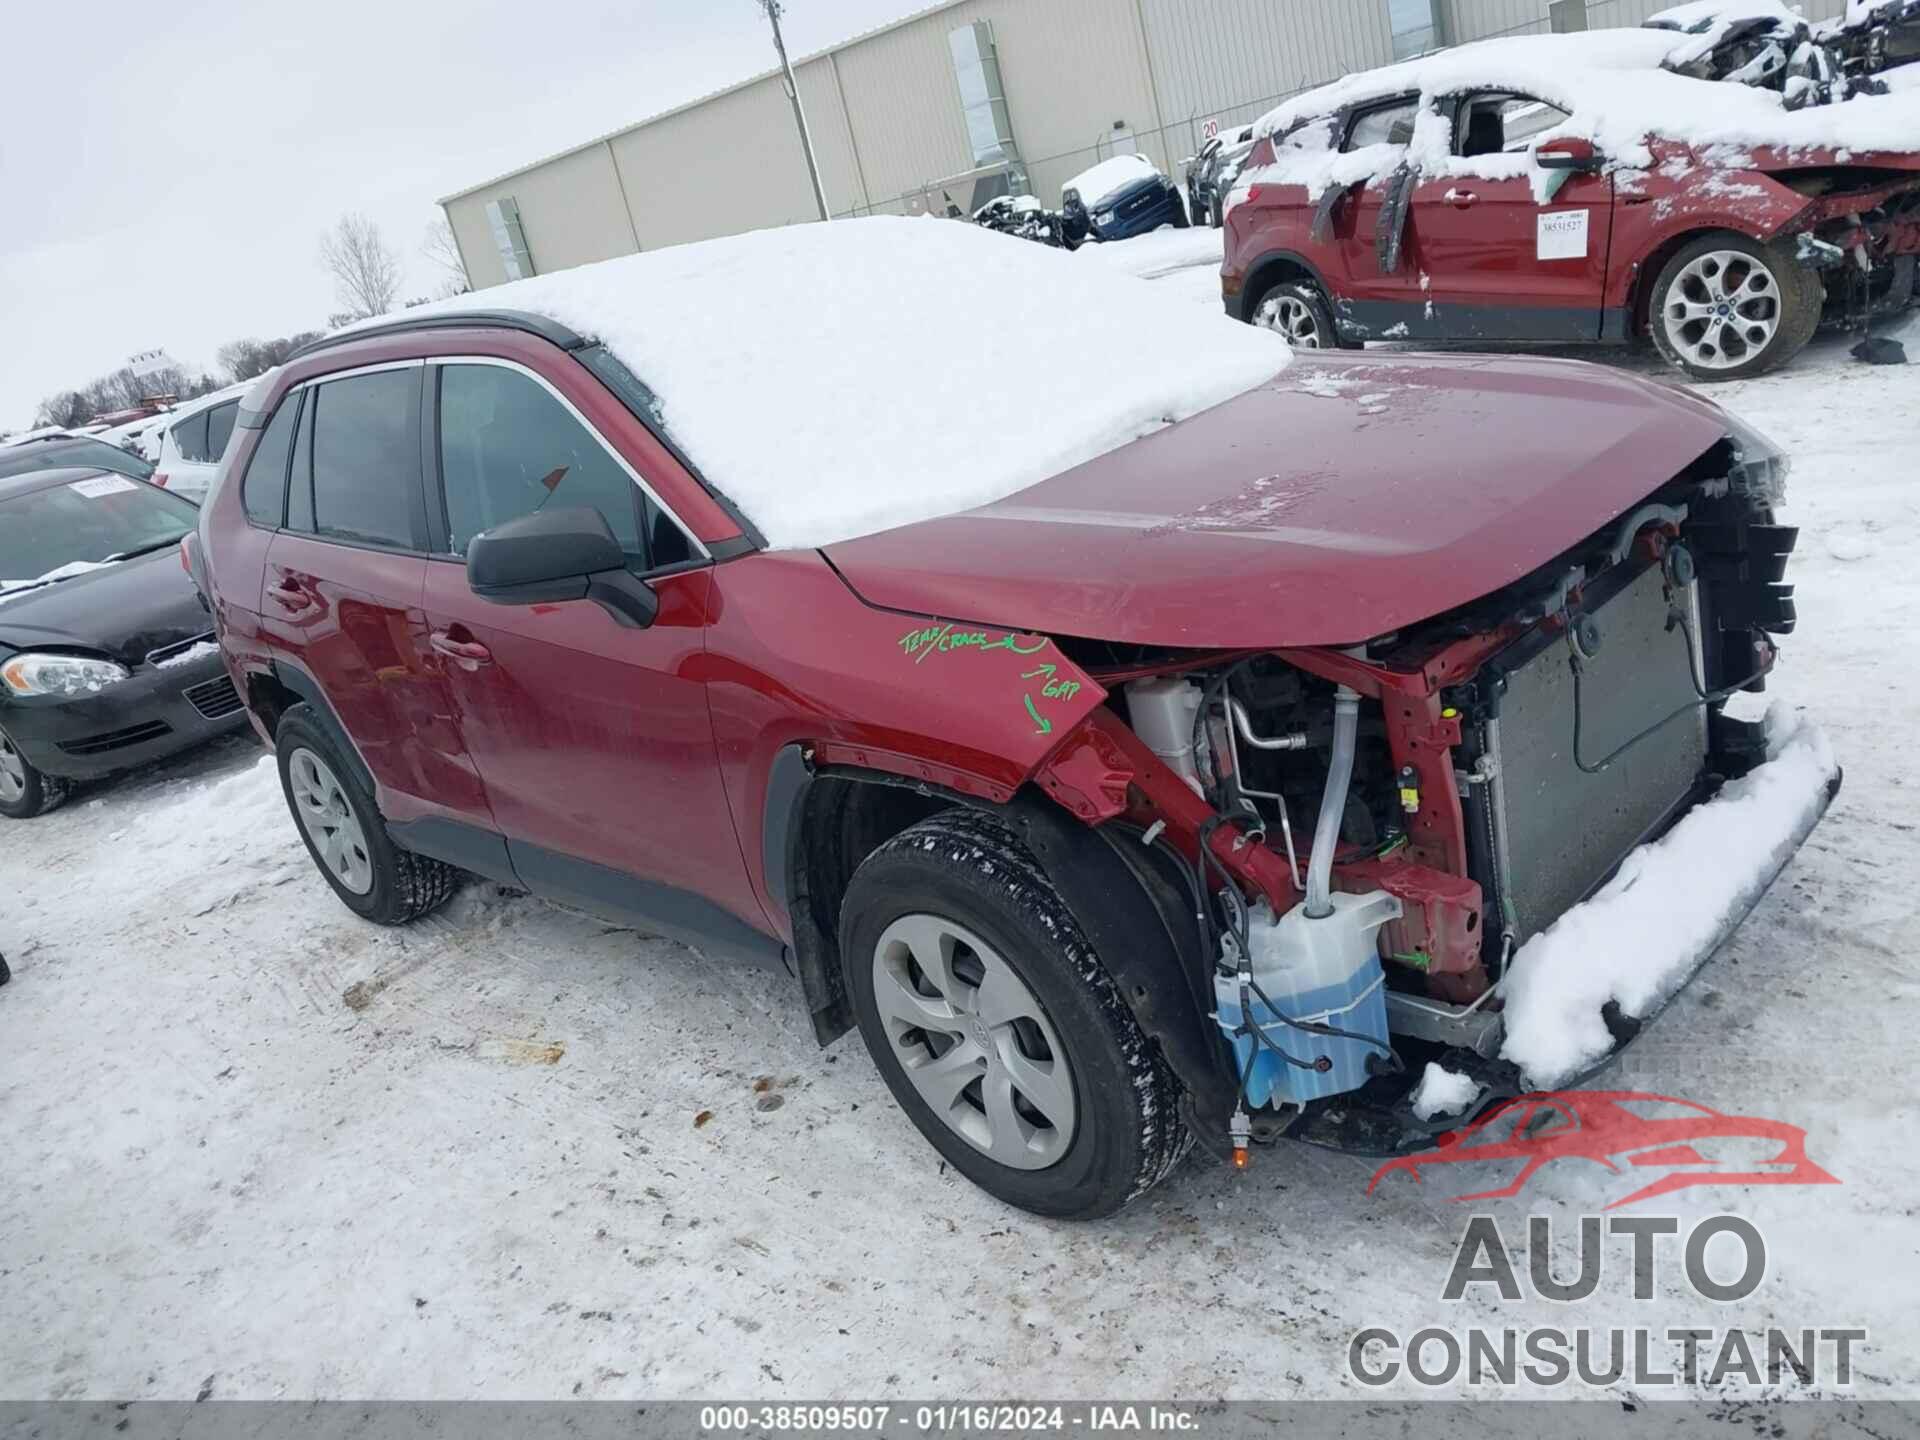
0;726;71;821
842;808;1189;1220
1649;234;1823;380
1251;280;1341;349
274;704;459;925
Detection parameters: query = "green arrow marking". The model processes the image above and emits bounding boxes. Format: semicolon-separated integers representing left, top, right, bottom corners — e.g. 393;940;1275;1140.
1021;663;1058;681
1024;694;1052;736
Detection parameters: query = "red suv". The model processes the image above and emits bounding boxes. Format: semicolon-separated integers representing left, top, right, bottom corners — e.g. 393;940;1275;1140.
193;223;1834;1218
1222;31;1920;378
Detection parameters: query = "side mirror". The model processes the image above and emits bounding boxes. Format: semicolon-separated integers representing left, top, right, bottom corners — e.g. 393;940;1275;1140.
467;505;658;629
1534;137;1603;172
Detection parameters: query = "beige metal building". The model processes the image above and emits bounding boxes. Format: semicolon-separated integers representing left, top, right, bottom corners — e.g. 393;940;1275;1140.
440;0;1848;291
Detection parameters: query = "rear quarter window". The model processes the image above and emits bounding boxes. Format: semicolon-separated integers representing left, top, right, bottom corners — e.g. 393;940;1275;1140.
241;394;299;528
205;401;239;461
172;410;212;463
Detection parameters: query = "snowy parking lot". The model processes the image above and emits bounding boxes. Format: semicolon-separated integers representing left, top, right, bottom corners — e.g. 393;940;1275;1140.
2;247;1917;1402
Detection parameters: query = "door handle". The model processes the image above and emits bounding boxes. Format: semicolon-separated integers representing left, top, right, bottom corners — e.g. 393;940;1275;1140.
269;578;317;614
430;631;493;667
1443;188;1478;208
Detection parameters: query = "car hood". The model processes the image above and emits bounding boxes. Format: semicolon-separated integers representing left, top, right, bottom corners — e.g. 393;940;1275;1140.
0;548;209;667
824;352;1734;649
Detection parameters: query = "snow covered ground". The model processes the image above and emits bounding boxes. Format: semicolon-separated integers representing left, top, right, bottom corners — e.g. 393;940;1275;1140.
2;245;1917;1403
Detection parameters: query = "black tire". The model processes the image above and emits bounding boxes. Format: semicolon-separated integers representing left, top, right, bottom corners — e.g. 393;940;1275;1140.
0;953;11;987
841;808;1190;1220
0;724;72;821
274;703;459;925
1248;278;1347;350
1648;232;1824;381
1209;195;1224;229
1171;191;1191;229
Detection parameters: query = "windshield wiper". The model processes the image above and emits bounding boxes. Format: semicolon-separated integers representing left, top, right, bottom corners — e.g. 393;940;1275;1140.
102;536;189;563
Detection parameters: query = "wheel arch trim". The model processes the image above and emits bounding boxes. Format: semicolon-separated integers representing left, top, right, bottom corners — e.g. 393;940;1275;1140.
770;754;1238;1129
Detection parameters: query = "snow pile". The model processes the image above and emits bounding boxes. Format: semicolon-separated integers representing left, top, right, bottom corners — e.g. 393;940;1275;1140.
1072;226;1223;280
368;217;1288;549
1247;29;1920;182
1061;153;1159;209
1499;707;1838;1089
1410;1063;1479;1121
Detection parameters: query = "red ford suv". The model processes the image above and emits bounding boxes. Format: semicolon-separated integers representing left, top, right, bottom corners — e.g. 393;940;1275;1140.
1222;31;1920;378
193;221;1834;1219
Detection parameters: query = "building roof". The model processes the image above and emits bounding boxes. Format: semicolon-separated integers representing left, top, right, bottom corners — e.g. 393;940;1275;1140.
437;0;971;206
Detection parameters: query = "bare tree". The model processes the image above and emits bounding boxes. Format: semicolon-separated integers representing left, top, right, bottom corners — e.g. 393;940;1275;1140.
320;212;401;319
35;391;92;428
217;332;325;382
422;218;470;297
34;363;221;428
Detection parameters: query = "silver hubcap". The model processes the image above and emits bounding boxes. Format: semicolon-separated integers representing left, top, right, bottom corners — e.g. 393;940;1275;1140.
287;747;374;896
872;915;1077;1170
1663;250;1782;370
0;732;27;803
1255;292;1324;347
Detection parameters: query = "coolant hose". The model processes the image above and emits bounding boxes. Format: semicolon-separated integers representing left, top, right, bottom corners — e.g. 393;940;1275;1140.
1304;686;1359;919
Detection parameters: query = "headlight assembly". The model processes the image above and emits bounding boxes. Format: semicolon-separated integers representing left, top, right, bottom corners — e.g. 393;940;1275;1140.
0;653;131;698
1724;414;1791;506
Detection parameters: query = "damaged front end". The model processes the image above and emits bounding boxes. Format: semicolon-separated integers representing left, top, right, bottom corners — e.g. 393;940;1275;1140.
1033;422;1838;1164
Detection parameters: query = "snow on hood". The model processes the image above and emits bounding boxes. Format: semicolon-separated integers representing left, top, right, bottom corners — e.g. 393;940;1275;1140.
357;217;1289;550
1251;29;1920;173
1062;153;1160;209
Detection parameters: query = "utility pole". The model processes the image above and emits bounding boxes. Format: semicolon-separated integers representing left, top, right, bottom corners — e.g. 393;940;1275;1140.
757;0;832;222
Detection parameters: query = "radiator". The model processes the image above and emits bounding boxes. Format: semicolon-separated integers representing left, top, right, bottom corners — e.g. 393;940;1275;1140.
1487;563;1710;944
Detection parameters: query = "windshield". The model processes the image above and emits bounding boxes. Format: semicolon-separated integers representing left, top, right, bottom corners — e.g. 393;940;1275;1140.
0;476;198;592
0;437;156;483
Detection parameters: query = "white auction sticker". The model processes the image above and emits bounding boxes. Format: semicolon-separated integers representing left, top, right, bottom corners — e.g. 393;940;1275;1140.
69;476;139;499
1537;208;1589;261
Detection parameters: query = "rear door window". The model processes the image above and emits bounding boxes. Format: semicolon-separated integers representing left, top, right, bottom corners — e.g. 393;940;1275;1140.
172;410;211;463
307;368;422;550
241;395;299;528
434;362;694;571
204;401;239;461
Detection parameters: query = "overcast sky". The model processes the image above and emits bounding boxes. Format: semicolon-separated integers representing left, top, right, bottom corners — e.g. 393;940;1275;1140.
0;0;922;428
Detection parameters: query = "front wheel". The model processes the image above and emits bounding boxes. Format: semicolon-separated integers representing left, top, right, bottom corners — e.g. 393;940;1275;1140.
0;725;71;821
841;809;1189;1220
1250;280;1342;349
1649;234;1823;380
274;703;459;925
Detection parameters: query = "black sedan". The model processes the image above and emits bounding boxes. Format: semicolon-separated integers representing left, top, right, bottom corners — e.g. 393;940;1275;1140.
0;434;156;483
0;467;248;819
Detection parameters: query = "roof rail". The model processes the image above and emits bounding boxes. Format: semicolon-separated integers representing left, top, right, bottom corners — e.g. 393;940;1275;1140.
287;309;588;361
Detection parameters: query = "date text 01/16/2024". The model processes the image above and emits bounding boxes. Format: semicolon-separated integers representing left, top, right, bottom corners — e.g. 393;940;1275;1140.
699;1403;1204;1432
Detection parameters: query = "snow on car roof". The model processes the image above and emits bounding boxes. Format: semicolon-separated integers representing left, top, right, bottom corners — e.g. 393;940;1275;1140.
1252;28;1920;162
377;216;1290;550
1062;153;1159;209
